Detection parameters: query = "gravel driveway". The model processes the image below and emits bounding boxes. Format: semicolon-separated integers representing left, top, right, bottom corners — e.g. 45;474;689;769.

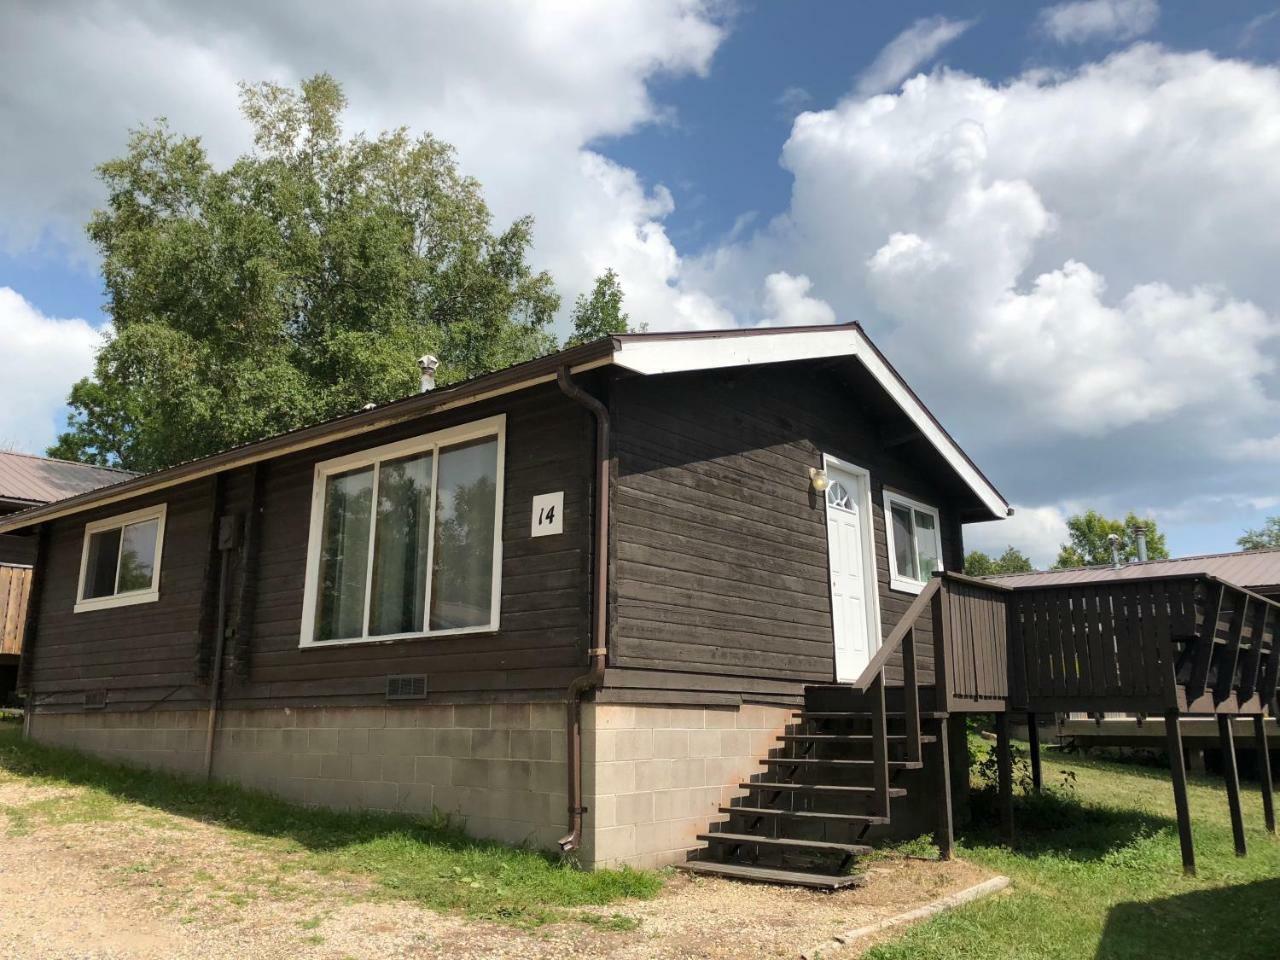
0;775;991;959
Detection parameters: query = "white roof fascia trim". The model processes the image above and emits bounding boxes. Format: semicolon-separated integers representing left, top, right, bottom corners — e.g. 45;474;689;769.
613;329;1009;520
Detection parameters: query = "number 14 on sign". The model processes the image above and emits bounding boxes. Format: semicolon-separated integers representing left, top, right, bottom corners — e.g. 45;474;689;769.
532;492;564;537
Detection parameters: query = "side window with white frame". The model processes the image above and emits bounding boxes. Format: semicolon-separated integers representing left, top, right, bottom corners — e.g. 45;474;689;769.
300;414;506;646
883;490;943;593
75;504;166;612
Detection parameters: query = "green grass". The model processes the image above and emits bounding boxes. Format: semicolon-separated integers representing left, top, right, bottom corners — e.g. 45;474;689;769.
866;739;1280;960
0;726;660;927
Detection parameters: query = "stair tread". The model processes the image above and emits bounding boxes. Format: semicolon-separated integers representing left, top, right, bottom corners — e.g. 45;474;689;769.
798;710;949;719
761;757;921;769
741;781;908;797
699;832;873;855
677;860;863;890
773;742;936;747
719;806;890;824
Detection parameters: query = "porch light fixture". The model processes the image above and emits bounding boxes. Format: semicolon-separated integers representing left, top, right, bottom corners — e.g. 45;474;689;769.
809;467;830;494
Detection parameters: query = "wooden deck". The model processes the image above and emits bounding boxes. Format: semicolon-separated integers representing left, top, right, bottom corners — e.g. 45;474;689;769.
687;570;1280;885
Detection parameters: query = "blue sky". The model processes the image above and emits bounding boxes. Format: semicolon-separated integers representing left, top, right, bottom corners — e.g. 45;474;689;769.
3;0;1280;566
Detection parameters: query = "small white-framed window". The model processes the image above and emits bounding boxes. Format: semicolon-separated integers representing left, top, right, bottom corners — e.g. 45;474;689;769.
299;414;506;647
883;490;943;594
75;504;167;613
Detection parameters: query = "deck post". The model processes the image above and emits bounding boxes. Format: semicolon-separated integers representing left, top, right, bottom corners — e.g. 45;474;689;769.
1219;716;1247;856
1165;710;1196;875
995;712;1014;845
1027;711;1042;794
932;716;954;861
1254;716;1275;834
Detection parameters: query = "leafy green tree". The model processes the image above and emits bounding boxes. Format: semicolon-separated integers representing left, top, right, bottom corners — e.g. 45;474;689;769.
1051;510;1168;569
565;268;636;347
50;75;559;472
964;546;1035;576
1238;517;1280;551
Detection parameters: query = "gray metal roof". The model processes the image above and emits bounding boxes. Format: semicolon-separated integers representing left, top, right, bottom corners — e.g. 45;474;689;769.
0;452;135;507
988;548;1280;591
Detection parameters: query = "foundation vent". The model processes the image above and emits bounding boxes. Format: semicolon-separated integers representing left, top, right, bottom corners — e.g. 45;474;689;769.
83;689;107;710
386;674;427;700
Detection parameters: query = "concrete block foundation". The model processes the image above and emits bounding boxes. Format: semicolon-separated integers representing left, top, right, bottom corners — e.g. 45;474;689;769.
31;699;793;869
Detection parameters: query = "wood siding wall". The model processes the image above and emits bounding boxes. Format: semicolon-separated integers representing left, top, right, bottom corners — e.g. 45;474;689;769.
0;532;36;566
607;361;964;704
27;483;214;709
28;381;596;712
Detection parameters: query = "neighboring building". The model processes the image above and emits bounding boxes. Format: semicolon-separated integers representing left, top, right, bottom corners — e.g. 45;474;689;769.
989;550;1280;751
3;326;1274;885
987;549;1280;599
0;452;134;704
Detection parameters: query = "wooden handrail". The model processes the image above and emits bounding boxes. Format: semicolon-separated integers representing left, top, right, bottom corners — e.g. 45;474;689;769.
850;577;941;690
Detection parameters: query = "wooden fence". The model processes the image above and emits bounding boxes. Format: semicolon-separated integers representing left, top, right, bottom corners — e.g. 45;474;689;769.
0;564;32;657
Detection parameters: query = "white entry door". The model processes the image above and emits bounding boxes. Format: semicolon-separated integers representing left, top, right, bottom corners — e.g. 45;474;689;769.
824;462;875;681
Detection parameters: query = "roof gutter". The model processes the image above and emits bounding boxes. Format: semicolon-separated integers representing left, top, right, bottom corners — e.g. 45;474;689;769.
555;364;610;857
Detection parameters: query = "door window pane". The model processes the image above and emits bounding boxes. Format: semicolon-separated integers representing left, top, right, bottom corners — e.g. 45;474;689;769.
369;452;433;637
117;519;159;593
914;510;939;579
891;503;917;581
430;437;498;630
315;466;374;642
83;528;122;599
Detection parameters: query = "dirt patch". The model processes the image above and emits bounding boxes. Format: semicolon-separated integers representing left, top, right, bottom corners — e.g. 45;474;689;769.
0;775;995;959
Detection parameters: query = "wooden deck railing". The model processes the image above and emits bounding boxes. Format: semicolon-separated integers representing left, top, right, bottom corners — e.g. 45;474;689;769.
0;563;33;657
932;573;1011;711
1005;573;1280;716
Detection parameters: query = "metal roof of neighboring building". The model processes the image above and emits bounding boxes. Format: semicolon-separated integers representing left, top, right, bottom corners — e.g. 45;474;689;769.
0;451;135;507
987;548;1280;591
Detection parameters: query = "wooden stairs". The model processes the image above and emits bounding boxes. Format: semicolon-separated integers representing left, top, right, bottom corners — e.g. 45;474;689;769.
680;685;947;890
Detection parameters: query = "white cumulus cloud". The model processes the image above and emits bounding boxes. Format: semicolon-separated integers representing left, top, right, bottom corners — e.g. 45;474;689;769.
760;272;836;327
0;288;104;455
964;504;1071;569
691;42;1280;523
1039;0;1159;45
0;0;728;333
854;16;974;97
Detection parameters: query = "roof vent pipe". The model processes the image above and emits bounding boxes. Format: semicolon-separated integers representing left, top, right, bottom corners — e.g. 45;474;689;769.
1134;523;1149;563
1108;532;1122;569
418;355;439;393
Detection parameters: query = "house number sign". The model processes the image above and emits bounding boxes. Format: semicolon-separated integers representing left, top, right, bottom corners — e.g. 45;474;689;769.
531;491;564;537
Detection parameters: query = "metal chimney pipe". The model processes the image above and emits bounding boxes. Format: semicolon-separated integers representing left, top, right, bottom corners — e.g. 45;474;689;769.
418;355;439;393
1134;523;1149;563
1108;532;1122;569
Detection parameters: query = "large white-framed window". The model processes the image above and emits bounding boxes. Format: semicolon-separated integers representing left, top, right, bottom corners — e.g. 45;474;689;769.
299;414;506;647
75;504;167;613
883;490;943;594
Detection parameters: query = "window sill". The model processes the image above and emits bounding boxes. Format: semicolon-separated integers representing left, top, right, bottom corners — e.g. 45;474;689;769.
887;575;928;595
74;590;160;614
298;624;500;649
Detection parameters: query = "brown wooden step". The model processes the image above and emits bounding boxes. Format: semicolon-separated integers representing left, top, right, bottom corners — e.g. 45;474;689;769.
740;781;907;797
773;742;936;747
761;757;922;770
698;832;873;856
677;860;863;890
718;806;890;825
797;710;948;720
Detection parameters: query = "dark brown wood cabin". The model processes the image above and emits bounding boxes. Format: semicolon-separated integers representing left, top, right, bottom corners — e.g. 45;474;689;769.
5;324;1274;884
